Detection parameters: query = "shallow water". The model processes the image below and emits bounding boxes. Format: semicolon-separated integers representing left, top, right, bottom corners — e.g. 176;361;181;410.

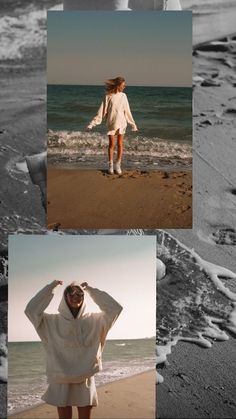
48;130;192;170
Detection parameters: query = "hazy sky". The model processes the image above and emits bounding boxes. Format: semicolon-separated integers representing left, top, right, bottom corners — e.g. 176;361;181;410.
47;11;192;86
9;235;156;342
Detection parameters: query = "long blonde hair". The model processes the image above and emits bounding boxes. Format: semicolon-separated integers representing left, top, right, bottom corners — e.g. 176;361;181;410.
105;76;125;95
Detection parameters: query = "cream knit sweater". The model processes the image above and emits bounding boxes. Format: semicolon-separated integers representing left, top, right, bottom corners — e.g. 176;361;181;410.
88;92;137;135
25;281;123;384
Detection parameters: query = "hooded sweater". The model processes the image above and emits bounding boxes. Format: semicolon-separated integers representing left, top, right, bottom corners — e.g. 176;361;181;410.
25;281;123;384
87;92;137;135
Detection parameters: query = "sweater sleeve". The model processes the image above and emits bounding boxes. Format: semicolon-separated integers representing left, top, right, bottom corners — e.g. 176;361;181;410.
25;281;58;331
124;94;138;131
86;286;123;333
87;96;108;129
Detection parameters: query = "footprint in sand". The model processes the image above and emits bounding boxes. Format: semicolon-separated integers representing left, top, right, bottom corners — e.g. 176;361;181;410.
211;227;236;245
198;188;236;245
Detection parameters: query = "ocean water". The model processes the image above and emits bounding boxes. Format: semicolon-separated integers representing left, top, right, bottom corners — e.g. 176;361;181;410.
47;85;192;170
8;338;155;414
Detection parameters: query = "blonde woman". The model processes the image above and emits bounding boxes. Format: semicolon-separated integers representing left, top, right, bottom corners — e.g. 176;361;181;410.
87;77;138;175
25;281;122;419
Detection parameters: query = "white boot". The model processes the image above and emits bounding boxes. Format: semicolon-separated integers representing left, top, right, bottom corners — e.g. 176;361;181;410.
108;161;114;175
115;160;122;175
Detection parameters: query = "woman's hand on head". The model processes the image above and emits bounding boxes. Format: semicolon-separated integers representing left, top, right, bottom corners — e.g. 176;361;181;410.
80;282;88;289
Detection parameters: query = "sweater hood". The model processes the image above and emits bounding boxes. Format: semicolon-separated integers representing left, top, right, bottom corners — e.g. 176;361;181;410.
58;285;86;320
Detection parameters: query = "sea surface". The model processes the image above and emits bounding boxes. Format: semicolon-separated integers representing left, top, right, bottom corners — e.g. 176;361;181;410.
47;85;192;170
8;338;155;414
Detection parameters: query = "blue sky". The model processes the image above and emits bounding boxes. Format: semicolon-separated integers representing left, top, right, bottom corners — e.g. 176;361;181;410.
9;235;156;341
47;11;192;86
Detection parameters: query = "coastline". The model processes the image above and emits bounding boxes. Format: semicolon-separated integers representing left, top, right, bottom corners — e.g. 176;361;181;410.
9;370;155;419
157;29;236;419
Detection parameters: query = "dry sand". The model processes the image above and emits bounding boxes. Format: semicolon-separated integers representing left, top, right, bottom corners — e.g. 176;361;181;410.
47;169;192;230
9;370;155;419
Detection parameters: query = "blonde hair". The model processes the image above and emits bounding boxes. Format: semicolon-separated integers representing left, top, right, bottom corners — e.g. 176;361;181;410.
105;76;125;95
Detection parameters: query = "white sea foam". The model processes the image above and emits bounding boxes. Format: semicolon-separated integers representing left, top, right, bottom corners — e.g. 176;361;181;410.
0;8;46;61
156;230;236;383
48;130;192;161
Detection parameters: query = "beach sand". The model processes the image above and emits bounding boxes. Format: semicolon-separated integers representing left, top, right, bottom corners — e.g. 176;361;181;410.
157;340;236;419
47;168;192;230
9;370;155;419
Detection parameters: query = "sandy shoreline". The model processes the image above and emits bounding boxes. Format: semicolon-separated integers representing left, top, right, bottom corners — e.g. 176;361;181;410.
0;70;46;249
9;370;155;419
157;339;236;419
47;168;192;230
156;30;236;419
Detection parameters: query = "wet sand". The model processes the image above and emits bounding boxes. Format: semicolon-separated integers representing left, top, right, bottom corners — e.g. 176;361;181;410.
157;340;236;418
0;70;46;249
9;370;155;419
157;30;236;419
47;168;192;230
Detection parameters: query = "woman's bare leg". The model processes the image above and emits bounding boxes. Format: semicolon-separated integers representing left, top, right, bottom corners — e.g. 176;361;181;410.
108;135;115;162
77;406;93;419
57;406;72;419
117;134;124;161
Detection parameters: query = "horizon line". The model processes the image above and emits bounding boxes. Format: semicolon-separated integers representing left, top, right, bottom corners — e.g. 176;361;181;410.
47;83;191;88
9;336;156;343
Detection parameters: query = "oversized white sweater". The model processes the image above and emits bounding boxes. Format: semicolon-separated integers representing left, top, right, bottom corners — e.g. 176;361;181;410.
25;281;123;384
88;92;137;135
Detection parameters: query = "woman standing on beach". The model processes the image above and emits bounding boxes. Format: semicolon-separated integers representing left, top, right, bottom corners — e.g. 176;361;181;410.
87;77;138;175
25;281;122;419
